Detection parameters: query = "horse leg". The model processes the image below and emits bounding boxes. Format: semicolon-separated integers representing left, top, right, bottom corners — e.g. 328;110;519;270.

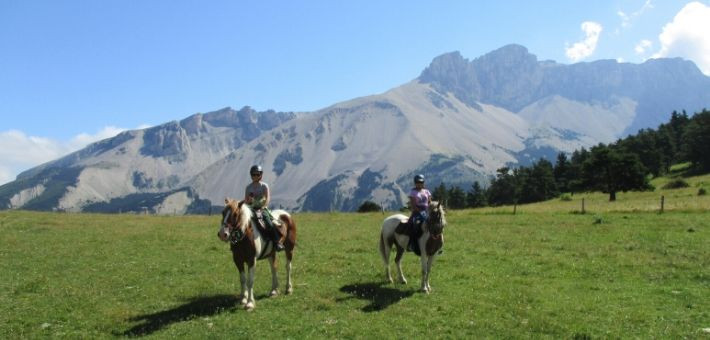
234;260;248;305
394;243;407;285
245;263;257;310
268;254;279;297
285;250;294;294
425;255;435;293
379;233;393;283
420;254;430;293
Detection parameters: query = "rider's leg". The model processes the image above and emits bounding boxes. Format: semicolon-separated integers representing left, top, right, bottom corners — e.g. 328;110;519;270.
262;208;284;251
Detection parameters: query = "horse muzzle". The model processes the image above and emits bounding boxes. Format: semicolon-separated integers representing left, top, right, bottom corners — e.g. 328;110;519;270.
217;226;230;242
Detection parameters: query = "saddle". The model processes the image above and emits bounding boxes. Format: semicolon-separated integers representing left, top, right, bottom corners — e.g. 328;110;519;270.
395;219;423;256
252;209;286;239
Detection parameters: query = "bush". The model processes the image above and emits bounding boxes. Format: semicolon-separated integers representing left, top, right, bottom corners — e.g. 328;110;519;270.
699;188;707;196
357;201;382;213
662;179;690;189
559;194;572;201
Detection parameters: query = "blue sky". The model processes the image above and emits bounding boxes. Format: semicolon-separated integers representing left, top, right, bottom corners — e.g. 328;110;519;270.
2;0;710;184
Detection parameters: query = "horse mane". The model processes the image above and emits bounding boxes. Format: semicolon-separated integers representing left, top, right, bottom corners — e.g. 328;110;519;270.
225;198;253;232
428;201;446;225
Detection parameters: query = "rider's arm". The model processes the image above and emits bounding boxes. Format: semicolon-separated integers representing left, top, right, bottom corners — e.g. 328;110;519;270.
244;187;253;204
264;184;271;208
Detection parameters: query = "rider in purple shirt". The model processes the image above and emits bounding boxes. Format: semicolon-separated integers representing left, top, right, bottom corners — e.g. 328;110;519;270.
408;174;431;251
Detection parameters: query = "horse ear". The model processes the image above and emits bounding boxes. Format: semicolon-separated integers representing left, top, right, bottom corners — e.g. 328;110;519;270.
437;201;442;209
224;198;230;205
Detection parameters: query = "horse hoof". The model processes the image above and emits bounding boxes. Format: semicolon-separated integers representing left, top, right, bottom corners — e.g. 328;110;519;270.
239;297;248;306
269;289;279;297
245;302;255;311
286;287;293;295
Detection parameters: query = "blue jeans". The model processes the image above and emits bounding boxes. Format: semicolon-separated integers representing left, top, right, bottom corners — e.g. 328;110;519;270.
409;210;428;226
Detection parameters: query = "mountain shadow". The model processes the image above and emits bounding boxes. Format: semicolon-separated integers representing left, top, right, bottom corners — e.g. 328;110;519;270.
338;281;415;312
121;294;239;337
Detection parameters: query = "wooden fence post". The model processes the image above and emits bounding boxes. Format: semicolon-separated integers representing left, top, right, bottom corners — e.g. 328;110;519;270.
582;198;585;214
660;195;665;213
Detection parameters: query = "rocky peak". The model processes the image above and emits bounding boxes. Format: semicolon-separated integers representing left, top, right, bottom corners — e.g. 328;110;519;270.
476;44;536;65
418;51;481;107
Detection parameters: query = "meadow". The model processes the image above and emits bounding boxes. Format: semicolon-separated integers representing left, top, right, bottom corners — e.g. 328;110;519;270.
1;173;708;338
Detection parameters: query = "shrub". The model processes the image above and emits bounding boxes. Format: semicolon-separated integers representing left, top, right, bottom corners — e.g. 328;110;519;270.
559;194;572;201
662;179;690;189
592;215;604;224
357;201;382;213
699;188;707;196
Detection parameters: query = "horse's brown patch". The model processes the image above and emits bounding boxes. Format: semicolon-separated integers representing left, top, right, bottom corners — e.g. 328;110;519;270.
395;222;409;235
425;235;443;256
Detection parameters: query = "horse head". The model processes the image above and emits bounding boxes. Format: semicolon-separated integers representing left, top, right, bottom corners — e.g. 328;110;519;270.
218;198;247;242
426;201;446;237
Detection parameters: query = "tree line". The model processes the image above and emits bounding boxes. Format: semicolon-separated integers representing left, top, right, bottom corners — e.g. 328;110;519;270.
433;109;710;208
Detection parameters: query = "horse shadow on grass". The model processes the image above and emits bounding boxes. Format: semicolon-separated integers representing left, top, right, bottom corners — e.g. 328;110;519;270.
338;281;415;312
120;294;254;337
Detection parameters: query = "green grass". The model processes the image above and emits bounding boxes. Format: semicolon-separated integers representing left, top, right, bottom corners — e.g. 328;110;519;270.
1;176;709;338
477;172;710;214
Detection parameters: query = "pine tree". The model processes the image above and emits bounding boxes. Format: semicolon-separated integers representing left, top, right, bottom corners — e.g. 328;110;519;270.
681;109;710;171
553;152;571;193
520;158;558;203
447;185;467;209
467;181;487;208
432;182;448;204
487;167;518;206
568;147;589;193
582;144;652;201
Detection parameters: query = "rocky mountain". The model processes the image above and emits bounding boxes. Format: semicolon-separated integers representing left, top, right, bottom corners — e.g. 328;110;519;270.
0;107;295;213
2;44;710;212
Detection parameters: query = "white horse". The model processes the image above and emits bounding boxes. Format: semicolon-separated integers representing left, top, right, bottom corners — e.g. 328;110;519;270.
379;201;445;293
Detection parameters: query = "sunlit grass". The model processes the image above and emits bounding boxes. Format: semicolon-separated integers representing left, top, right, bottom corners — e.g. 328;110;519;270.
1;175;709;338
476;172;710;215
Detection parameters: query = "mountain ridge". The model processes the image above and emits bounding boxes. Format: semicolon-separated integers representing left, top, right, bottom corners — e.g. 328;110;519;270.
3;44;710;212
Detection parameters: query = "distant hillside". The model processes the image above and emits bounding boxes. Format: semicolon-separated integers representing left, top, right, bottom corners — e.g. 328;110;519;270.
2;44;710;213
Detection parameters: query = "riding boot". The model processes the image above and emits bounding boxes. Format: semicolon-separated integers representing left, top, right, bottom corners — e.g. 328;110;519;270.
407;221;417;252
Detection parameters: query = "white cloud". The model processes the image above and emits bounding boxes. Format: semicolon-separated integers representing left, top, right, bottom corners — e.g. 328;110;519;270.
618;0;654;28
0;166;13;186
635;39;653;55
0;126;143;185
651;1;710;75
565;21;603;62
67;126;127;150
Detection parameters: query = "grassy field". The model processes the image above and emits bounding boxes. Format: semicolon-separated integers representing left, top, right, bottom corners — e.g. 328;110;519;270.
1;174;709;338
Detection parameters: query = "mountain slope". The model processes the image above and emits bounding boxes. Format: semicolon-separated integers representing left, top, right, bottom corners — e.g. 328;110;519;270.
1;107;294;212
3;44;710;212
420;44;710;136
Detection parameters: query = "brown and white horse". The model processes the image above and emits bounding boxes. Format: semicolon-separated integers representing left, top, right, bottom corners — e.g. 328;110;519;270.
379;201;445;293
217;198;297;310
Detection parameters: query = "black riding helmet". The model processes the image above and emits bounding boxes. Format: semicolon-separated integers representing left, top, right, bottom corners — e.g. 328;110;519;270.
414;174;425;184
249;165;263;176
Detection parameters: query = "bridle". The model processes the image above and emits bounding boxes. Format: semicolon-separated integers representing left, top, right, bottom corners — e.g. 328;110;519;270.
426;208;445;240
222;207;246;243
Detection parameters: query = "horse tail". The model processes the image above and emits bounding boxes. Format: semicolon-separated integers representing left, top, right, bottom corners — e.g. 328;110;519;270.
277;212;297;248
